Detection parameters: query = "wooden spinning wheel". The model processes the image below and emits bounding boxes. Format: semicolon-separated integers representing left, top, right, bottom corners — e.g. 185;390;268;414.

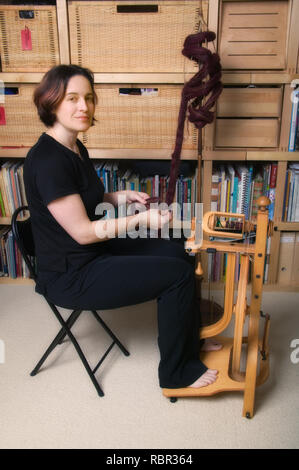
163;196;271;419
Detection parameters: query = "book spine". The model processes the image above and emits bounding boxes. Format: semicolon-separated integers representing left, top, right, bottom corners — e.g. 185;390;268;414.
288;90;299;151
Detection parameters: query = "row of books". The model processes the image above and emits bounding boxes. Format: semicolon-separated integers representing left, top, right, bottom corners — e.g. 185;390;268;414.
288;88;299;152
0;160;27;217
0;159;198;220
211;163;277;221
0;225;31;278
282;163;299;222
89;161;198;219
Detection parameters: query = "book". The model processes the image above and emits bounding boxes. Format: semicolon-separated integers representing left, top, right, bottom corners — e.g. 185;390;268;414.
211;169;221;212
288;89;299;151
284;164;299;221
235;165;248;215
269;163;278;188
0;164;10;217
251;173;264;221
268;187;275;221
227;165;235;212
0;226;10;276
244;165;253;219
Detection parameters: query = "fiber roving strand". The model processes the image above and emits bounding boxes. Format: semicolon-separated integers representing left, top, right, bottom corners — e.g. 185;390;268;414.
165;31;223;206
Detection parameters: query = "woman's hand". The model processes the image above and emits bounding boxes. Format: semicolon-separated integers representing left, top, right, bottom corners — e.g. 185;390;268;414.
103;190;150;208
138;208;173;230
122;190;150;205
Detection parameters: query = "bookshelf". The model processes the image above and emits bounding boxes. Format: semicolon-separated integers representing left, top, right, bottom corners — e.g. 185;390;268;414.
1;0;299;288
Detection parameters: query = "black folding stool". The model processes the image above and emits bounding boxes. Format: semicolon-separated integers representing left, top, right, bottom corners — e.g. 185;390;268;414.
11;205;130;397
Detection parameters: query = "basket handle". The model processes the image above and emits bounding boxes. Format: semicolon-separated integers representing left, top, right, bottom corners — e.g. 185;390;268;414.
116;5;159;13
3;87;20;98
19;10;35;20
118;87;160;97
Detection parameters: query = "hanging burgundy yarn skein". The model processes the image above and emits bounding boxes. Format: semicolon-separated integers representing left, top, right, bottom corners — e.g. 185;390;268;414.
164;30;223;206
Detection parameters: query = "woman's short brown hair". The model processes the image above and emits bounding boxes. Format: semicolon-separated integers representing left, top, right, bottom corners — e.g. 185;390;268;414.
33;64;98;127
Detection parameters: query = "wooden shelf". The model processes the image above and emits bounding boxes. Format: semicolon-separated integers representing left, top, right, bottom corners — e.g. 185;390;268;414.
0;277;33;284
1;71;294;85
247;151;299;162
0;72;196;85
201;281;299;292
203;150;299;162
274;222;299;231
0;147;198;160
0;217;11;225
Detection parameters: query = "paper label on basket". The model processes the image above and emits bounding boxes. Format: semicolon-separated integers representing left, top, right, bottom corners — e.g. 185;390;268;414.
0;107;6;125
21;27;32;50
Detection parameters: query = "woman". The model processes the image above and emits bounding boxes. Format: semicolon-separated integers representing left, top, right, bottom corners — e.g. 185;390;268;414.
24;64;219;390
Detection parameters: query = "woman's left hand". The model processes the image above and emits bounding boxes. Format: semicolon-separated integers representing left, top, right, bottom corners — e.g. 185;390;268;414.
123;190;150;206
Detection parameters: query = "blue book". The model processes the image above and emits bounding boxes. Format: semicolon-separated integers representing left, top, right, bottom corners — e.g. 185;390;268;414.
232;176;239;213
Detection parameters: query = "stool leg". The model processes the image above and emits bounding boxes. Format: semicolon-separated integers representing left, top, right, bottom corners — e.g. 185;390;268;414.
32;306;105;397
90;310;130;356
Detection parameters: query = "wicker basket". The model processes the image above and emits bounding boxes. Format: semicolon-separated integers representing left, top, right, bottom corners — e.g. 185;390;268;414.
0;5;59;72
68;0;208;73
82;84;198;150
0;85;45;146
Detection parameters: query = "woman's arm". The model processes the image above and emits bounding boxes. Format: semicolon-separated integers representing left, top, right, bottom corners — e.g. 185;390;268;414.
47;193;172;245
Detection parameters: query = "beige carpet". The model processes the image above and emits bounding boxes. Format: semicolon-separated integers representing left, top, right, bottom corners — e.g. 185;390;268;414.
0;284;298;449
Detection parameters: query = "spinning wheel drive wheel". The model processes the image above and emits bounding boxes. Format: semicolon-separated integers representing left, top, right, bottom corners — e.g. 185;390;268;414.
199;298;224;327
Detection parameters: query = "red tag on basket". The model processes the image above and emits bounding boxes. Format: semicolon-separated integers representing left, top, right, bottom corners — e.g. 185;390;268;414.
21;27;32;50
0;107;6;125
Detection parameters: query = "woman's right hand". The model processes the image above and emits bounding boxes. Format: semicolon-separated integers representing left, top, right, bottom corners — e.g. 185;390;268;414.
138;208;173;230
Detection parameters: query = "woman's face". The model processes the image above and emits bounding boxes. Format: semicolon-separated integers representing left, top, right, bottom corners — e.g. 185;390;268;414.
54;74;95;133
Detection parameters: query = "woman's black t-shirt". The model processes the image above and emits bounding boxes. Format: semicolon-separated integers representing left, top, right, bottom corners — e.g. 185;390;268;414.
23;133;106;279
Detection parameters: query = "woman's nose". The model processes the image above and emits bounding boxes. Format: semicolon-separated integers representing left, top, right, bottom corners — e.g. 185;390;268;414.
78;98;88;111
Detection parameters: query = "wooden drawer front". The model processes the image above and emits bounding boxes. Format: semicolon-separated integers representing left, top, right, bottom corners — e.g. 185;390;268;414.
0;85;45;146
219;1;288;70
68;0;208;73
215;119;279;147
0;5;59;72
83;85;198;149
217;88;282;117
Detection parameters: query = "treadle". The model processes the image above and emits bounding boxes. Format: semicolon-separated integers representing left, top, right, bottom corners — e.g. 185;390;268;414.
163;337;243;398
162;336;270;398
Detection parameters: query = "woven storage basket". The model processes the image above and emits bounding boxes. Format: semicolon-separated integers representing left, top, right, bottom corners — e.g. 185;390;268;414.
0;5;59;72
68;0;208;73
82;85;198;150
0;85;45;146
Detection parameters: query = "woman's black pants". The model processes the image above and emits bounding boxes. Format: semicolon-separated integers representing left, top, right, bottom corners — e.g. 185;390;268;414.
42;237;208;389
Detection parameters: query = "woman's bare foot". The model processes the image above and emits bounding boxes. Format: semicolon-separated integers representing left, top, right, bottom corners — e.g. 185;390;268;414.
188;369;218;388
201;338;223;352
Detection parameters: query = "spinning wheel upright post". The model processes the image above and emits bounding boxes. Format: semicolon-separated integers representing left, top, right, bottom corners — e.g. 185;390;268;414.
162;197;271;419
